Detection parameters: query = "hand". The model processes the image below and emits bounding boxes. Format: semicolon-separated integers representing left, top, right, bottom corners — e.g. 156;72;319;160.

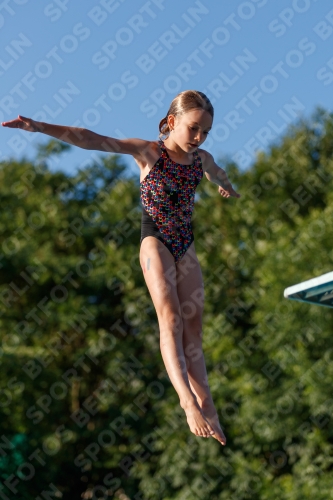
1;115;41;132
218;184;240;198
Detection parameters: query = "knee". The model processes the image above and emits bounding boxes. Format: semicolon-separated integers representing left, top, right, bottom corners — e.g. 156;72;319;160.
158;309;183;336
180;290;204;318
181;299;203;331
183;317;203;343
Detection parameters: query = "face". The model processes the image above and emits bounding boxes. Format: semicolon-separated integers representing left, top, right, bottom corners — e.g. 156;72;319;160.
168;108;213;152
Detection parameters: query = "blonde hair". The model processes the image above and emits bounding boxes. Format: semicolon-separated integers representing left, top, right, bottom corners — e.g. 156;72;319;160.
159;90;214;138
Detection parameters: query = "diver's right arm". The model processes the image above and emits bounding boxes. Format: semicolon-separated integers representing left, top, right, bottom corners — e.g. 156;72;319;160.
1;115;152;159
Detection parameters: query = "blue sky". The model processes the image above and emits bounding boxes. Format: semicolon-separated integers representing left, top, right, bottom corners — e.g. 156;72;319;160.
1;0;333;177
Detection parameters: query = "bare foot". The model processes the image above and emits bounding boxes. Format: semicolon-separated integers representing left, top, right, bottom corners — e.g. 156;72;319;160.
181;400;215;438
201;400;227;446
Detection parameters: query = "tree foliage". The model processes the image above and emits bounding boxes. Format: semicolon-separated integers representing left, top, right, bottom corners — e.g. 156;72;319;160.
0;108;332;499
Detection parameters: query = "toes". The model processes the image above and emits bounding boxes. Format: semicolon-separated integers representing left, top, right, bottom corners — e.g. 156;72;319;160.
204;427;214;437
219;432;227;445
197;427;208;437
206;425;215;435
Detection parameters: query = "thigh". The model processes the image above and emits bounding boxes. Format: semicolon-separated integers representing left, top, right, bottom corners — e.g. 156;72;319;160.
176;242;205;323
140;236;181;320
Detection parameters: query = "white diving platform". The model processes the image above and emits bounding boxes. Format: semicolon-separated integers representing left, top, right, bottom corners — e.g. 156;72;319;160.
284;271;333;308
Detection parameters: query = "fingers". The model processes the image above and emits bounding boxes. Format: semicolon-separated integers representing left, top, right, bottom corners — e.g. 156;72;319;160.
218;185;241;198
219;189;230;198
2;118;22;128
2;115;28;126
219;189;241;198
2;115;34;131
1;120;18;128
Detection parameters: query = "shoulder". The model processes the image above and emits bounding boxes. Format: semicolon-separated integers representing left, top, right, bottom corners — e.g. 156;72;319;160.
132;139;162;170
140;139;161;163
119;138;156;159
197;148;215;173
113;138;158;161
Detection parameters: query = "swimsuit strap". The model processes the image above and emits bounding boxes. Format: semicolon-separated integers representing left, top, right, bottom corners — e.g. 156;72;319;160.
192;148;200;163
158;139;201;166
158;139;168;160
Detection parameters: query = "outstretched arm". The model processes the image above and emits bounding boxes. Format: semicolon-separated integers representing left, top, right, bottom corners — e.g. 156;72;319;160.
201;150;240;198
1;115;150;160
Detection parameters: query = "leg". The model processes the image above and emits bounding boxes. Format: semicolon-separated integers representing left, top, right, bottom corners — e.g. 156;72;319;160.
140;236;214;438
176;242;226;445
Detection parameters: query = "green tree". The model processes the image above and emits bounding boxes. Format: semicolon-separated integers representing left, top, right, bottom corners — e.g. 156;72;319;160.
0;146;164;499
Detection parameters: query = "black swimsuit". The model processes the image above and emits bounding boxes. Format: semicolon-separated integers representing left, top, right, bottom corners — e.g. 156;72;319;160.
140;140;203;263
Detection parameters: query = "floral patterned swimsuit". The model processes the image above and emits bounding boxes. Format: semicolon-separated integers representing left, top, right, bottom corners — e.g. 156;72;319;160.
140;140;203;263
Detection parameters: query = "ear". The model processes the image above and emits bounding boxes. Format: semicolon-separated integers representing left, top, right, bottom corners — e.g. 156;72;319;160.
167;114;176;131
